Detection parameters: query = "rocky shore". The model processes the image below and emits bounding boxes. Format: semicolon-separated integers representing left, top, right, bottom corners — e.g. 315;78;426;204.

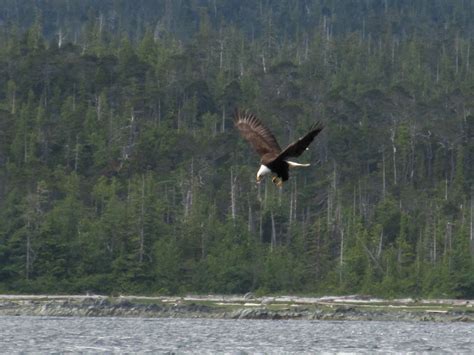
0;294;472;322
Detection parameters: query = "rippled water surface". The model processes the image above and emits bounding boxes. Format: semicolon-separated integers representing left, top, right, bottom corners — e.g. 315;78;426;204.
1;316;473;353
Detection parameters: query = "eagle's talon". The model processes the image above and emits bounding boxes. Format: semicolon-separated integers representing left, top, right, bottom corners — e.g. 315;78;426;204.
272;176;283;187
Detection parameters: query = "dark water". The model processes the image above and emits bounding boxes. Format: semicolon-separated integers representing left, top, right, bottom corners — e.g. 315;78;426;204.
1;316;473;353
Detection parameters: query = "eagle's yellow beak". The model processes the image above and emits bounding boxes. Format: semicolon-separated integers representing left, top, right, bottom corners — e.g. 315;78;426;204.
256;175;262;183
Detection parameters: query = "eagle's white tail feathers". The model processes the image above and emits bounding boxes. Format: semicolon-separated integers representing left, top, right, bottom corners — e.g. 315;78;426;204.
286;160;310;168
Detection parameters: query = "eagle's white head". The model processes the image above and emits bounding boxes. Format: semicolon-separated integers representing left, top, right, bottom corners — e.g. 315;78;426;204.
256;164;271;183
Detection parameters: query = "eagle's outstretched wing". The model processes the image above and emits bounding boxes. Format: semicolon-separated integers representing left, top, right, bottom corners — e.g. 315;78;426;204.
234;109;281;158
277;122;323;160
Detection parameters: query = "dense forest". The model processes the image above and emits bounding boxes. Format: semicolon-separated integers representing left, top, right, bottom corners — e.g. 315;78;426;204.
0;0;473;298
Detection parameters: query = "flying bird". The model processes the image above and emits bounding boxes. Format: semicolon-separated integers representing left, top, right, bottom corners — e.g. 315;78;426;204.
234;109;323;187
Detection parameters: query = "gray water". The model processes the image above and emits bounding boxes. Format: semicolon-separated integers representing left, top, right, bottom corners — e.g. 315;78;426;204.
0;316;473;353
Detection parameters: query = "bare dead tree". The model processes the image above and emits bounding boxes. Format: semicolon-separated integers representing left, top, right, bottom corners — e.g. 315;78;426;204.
339;225;344;284
157;99;161;126
327;187;332;228
219;40;224;71
74;134;80;172
247;195;253;233
433;208;437;263
138;174;145;263
327;164;336;228
7;80;16;114
96;94;101;122
444;221;453;257
57;28;67;48
467;40;471;72
471;197;474;255
25;217;32;280
230;167;237;220
271;210;276;250
293;180;298;222
390;126;397;184
221;106;225;133
455;34;459;75
382;146;386;198
278;185;282;206
377;229;384;259
289;188;294;227
409;124;416;182
183;159;194;219
24;183;47;279
264;179;268;210
261;53;267;73
304;32;309;61
391;37;397;66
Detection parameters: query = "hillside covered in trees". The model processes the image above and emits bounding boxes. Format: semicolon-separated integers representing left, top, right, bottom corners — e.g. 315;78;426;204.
0;0;473;297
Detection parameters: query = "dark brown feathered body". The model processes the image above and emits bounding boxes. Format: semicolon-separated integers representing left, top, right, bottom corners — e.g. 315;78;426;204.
234;109;323;185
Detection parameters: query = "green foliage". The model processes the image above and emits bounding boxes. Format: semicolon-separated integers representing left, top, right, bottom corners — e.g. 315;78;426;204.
0;1;473;298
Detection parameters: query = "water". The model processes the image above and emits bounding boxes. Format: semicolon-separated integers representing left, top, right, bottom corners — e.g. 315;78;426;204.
1;316;473;353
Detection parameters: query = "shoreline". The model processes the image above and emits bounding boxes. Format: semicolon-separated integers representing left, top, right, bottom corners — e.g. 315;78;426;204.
0;294;472;322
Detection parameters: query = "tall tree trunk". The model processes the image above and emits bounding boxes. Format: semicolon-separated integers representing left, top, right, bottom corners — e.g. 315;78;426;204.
455;35;459;75
436;60;440;83
139;174;145;263
390;127;397;184
157;99;161;126
444;222;453;257
339;227;344;284
467;41;471;72
327;189;332;228
221;106;225;133
382;147;386;198
184;159;194;219
353;185;357;222
26;219;31;280
230;167;237;220
278;185;282;206
271;210;276;250
445;177;448;200
23;128;28;163
287;181;297;244
289;189;293;226
177;108;181;132
304;33;309;61
433;212;437;263
470;197;474;256
96;94;102;121
426;139;433;179
219;40;224;71
264;179;268;209
58;28;65;48
409;125;416;182
247;196;253;233
74;135;80;172
391;37;396;66
377;229;384;258
8;81;16;114
293;180;297;222
12;90;16;114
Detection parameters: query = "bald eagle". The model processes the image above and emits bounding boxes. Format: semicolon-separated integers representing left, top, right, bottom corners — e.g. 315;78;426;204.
234;109;323;187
